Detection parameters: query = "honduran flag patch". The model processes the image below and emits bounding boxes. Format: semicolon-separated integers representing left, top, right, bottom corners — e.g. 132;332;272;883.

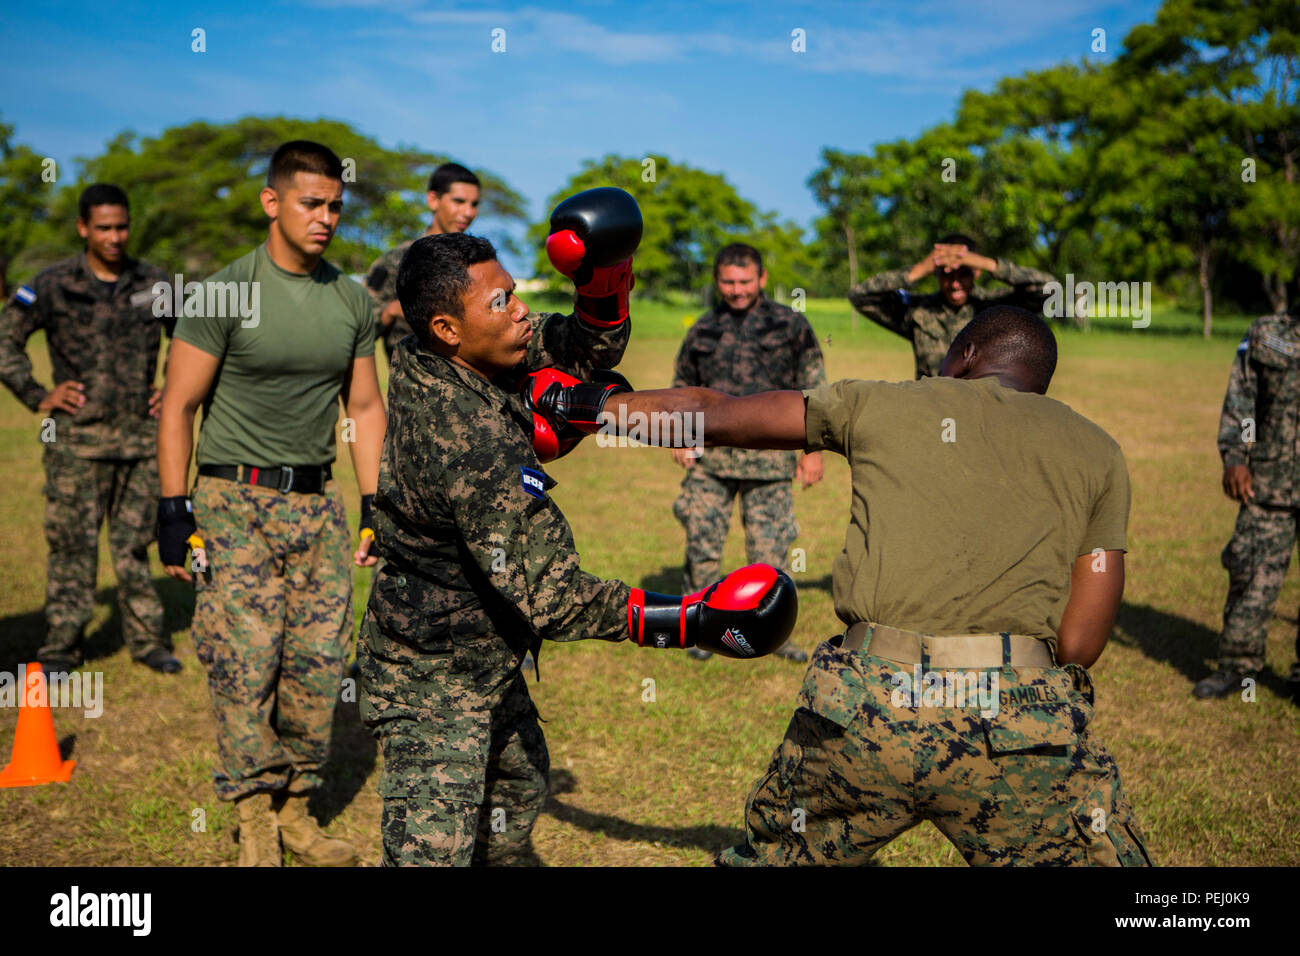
521;466;547;499
14;285;36;307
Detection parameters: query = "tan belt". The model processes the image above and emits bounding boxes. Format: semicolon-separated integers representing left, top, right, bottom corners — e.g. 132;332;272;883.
843;622;1055;669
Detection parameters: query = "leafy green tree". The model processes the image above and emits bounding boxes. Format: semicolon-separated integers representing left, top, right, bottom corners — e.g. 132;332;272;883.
0;120;54;297
22;116;526;278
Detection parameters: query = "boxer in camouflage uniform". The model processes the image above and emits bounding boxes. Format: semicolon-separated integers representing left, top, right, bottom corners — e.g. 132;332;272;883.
158;142;386;866
606;305;1151;866
672;243;825;662
0;184;178;674
1198;306;1300;701
360;232;632;867
364;163;481;364
849;233;1056;378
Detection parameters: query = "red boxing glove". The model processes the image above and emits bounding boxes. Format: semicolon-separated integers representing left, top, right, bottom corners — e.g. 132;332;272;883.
627;564;798;659
523;367;632;462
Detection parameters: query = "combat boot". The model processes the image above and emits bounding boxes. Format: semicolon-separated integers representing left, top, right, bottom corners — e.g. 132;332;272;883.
236;792;282;867
273;792;358;867
1193;668;1246;699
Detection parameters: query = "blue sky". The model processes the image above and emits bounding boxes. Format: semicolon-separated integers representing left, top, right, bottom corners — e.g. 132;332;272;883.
1;0;1161;269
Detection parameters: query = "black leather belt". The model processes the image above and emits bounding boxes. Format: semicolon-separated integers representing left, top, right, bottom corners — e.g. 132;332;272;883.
198;464;332;495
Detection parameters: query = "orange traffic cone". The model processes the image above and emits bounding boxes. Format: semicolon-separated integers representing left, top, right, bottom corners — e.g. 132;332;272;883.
0;663;76;787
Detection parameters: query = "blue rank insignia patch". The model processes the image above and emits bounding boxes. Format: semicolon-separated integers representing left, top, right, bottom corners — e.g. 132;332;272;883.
521;466;547;499
14;285;36;307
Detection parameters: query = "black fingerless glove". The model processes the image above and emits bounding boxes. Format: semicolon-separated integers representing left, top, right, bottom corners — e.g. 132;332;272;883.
157;496;196;567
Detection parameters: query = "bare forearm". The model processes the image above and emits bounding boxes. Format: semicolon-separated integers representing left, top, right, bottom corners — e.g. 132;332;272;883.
612;388;807;449
346;404;386;495
157;404;196;497
1056;552;1124;667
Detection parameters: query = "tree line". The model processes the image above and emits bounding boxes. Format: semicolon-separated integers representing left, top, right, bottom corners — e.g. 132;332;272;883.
1;0;1294;336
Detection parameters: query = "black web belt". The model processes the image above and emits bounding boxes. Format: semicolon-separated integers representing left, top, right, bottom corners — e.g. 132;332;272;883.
198;464;332;495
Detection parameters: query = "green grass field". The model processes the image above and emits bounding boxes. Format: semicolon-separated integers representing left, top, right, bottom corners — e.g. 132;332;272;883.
1;294;1296;867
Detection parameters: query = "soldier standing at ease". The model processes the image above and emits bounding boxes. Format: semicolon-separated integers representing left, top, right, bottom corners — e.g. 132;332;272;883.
1200;307;1300;701
157;141;386;866
849;233;1056;379
672;243;825;663
0;184;179;675
364;163;481;364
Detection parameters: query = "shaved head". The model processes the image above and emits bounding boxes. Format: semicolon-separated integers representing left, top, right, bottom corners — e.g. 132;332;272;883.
943;305;1058;394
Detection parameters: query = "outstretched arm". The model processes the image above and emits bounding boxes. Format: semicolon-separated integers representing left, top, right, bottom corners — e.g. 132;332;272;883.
611;388;808;450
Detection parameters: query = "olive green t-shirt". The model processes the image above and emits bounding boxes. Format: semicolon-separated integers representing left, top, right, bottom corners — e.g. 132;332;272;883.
175;244;376;467
804;376;1129;644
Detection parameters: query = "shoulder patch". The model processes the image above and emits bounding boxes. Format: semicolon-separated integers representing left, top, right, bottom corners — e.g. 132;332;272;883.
520;466;547;499
1236;335;1249;354
13;285;36;307
1260;331;1296;357
898;290;912;306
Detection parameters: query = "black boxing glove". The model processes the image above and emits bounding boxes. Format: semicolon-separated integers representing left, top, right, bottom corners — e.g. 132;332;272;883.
157;496;197;568
546;187;642;327
522;367;632;462
627;564;798;659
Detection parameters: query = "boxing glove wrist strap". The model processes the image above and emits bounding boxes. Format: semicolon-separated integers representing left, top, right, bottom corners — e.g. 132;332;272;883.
628;589;702;649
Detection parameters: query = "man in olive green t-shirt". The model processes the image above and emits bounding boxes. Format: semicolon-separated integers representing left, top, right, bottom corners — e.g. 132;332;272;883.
156;141;387;867
592;305;1151;866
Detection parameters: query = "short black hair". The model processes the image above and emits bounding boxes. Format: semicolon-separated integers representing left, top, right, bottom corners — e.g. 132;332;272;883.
78;183;129;221
267;140;343;189
428;163;480;195
397;233;498;349
937;232;978;253
714;243;763;276
949;305;1057;393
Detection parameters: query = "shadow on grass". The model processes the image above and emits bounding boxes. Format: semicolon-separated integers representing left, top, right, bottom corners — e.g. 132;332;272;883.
310;698;377;828
540;767;743;858
0;575;194;672
1113;600;1295;697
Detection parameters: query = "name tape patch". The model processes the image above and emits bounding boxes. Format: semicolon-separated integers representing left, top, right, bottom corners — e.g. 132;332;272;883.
520;466;547;499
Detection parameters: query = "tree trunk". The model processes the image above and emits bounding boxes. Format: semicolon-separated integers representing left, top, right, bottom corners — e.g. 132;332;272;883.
844;220;858;331
844;220;858;290
1200;241;1213;339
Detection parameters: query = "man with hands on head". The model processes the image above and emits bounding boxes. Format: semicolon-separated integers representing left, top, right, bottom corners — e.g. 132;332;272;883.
156;141;385;867
359;187;797;867
849;233;1056;378
538;305;1150;866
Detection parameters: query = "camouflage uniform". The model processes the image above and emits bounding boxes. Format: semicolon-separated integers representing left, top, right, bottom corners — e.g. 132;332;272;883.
359;311;631;867
363;238;417;362
0;254;171;667
848;259;1056;378
1215;310;1300;679
672;296;825;593
719;634;1151;867
190;476;352;800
